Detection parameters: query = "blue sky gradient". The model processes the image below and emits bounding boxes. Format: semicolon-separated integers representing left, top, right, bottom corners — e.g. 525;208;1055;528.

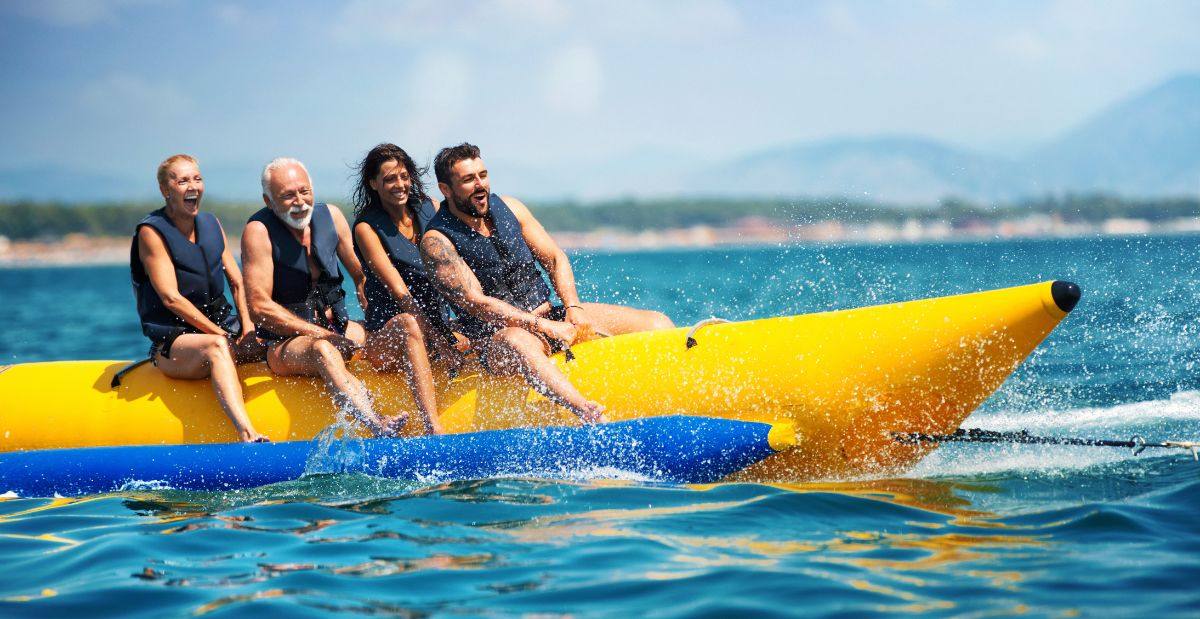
1;0;1198;202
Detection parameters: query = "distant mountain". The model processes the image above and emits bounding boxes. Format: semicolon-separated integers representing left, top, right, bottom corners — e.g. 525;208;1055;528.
1029;74;1200;196
3;75;1196;205
687;74;1200;203
686;136;1025;203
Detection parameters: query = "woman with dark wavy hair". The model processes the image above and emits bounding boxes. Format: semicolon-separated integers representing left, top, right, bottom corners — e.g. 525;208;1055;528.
352;143;463;435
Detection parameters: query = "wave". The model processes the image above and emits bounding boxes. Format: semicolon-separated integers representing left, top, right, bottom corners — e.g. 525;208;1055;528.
909;391;1200;478
971;390;1200;433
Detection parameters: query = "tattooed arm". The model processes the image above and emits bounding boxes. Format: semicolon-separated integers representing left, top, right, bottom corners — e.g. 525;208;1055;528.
420;230;573;340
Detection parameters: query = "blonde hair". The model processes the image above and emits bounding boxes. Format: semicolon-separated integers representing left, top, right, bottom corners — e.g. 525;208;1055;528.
156;154;199;188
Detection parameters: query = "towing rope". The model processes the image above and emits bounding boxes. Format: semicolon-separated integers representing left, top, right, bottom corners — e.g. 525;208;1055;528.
894;428;1200;461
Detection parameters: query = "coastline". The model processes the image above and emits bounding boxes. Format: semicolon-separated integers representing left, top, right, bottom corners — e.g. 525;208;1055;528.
3;215;1199;268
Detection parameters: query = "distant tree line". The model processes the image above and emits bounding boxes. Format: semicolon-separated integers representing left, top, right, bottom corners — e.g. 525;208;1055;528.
0;194;1197;241
534;194;1200;231
0;202;259;241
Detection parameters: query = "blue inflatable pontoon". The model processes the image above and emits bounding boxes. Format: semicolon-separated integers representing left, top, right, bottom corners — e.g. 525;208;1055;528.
0;416;794;497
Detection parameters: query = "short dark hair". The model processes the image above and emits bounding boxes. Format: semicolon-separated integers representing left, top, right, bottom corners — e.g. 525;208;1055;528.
351;143;429;220
434;143;481;186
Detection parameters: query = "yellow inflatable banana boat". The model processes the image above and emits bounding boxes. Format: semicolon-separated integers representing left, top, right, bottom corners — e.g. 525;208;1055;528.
0;280;1079;481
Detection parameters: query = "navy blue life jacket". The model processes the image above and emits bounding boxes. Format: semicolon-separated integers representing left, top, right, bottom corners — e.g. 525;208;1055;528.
247;203;348;341
426;193;551;338
130;208;238;345
354;198;453;339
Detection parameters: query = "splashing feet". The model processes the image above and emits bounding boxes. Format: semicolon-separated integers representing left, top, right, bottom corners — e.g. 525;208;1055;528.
381;412;410;437
579;402;607;424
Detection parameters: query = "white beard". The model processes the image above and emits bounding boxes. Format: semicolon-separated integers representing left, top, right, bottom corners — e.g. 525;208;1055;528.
275;203;313;230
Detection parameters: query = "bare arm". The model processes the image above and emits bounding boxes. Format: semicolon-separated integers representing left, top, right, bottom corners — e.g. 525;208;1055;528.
138;226;227;335
241;220;337;339
216;220;253;336
354;222;448;340
329;204;368;311
420;231;555;333
503;195;582;308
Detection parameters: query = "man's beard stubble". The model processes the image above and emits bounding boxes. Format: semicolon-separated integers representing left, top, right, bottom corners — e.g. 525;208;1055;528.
453;190;485;218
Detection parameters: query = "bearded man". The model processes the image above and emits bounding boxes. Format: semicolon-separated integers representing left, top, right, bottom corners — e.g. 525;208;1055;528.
420;143;674;423
242;157;405;436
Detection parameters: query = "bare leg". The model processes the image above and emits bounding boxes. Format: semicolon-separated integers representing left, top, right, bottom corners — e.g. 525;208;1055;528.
575;302;674;336
156;334;266;442
342;320;368;348
483;327;606;423
267;335;403;436
364;313;443;434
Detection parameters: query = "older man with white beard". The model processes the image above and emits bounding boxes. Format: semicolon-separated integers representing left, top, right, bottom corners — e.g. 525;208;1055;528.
242;157;406;437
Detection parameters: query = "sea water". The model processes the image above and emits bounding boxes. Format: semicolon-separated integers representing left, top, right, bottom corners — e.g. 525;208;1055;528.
0;236;1198;616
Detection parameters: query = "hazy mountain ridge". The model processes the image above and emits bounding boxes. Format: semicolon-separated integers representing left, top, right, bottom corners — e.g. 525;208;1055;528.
699;74;1200;203
1;75;1196;204
689;136;1024;203
1028;74;1200;195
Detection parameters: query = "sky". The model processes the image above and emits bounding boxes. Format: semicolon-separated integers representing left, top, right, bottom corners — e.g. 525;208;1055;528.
1;0;1198;202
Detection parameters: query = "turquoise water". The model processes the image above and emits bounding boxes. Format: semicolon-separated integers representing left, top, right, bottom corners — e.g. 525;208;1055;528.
2;236;1200;616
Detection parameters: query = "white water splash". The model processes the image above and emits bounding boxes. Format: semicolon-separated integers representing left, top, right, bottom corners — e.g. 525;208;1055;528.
971;390;1200;434
909;391;1200;477
304;412;368;477
118;479;173;491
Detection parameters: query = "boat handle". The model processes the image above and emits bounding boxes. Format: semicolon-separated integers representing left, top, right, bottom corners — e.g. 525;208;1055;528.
110;358;153;388
685;317;730;349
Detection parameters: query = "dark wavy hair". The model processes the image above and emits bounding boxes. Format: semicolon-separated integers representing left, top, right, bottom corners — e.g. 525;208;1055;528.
433;142;481;186
351;143;430;221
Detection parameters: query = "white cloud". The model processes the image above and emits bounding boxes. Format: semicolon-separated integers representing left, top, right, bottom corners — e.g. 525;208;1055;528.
13;0;164;27
214;4;247;27
996;29;1050;61
330;0;742;46
332;0;443;43
820;3;863;38
78;74;195;119
395;53;472;148
580;0;744;42
542;45;602;115
332;0;567;44
491;0;569;30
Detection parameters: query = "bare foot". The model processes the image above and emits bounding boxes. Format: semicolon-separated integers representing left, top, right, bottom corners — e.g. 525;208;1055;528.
578;402;607;424
381;412;410;437
240;430;270;443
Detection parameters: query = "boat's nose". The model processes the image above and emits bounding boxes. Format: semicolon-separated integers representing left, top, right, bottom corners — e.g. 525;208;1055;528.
1051;281;1081;313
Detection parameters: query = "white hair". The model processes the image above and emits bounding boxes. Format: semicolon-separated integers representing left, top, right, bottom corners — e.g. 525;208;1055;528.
260;157;310;199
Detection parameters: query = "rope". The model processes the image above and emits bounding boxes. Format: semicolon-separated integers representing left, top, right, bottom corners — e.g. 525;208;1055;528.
894;428;1200;461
